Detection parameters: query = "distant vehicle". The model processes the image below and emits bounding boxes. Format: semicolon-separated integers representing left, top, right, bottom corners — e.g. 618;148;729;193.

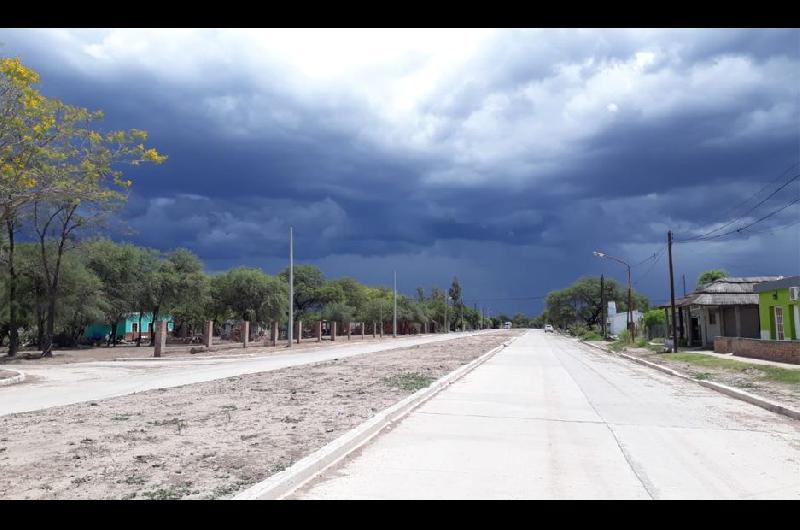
503;322;512;329
544;324;554;333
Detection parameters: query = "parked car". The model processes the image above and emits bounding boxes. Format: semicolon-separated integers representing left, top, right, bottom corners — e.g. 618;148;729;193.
544;324;554;333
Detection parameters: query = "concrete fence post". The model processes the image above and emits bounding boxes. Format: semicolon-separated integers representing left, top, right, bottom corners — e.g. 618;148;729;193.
154;320;167;358
361;322;365;339
347;322;352;340
316;321;322;342
296;320;302;344
203;320;213;347
242;321;250;348
271;321;278;347
331;322;337;341
372;321;377;338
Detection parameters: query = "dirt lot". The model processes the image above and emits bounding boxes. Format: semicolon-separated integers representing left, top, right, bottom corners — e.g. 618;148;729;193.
588;341;800;412
0;330;519;500
0;335;383;365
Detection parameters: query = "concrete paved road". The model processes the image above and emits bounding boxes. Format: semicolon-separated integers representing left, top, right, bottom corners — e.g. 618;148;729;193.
0;331;497;417
293;330;800;499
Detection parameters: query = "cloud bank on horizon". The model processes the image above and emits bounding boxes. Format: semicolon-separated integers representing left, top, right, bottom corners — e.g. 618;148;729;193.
1;28;798;314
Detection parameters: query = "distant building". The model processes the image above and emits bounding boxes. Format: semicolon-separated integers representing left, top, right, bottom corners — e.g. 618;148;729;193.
503;321;512;329
606;301;642;336
754;276;800;341
83;312;174;343
661;276;782;348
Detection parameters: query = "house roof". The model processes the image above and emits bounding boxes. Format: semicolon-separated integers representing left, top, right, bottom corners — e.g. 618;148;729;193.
753;275;800;292
659;276;783;308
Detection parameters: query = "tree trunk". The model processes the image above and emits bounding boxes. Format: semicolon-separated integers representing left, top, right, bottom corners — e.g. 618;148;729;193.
150;306;160;346
5;218;19;357
137;310;143;346
41;296;56;357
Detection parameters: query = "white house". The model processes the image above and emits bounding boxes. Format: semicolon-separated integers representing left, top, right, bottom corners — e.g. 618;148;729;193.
607;301;642;336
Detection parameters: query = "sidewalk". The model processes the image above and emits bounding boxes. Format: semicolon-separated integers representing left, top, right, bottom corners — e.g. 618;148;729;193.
697;351;800;370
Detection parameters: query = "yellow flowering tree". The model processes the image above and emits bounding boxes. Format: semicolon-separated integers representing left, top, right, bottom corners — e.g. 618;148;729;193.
0;57;167;356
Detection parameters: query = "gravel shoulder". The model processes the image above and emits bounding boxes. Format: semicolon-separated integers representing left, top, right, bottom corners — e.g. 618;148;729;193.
0;330;519;500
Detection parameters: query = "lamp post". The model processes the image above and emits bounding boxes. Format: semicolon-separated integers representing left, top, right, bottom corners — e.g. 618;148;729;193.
593;250;635;342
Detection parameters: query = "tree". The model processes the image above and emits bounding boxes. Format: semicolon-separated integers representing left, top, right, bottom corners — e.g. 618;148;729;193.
83;239;142;346
280;264;325;317
642;309;667;340
2;60;167;356
143;249;204;345
211;267;287;329
697;269;728;287
448;277;463;331
543;276;649;331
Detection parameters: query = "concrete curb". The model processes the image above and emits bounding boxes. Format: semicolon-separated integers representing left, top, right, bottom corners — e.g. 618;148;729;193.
0;370;25;387
232;334;521;500
580;340;800;421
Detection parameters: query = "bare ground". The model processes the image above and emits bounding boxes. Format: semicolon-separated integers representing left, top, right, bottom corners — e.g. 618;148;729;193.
0;330;519;500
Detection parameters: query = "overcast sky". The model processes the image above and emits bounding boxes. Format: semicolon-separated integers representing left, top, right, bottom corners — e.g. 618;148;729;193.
2;28;798;315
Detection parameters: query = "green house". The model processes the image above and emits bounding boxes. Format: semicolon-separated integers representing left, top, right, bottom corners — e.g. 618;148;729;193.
754;276;800;341
83;312;174;343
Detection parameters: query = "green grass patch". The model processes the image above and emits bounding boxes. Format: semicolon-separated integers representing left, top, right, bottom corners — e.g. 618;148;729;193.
662;353;800;385
142;481;194;500
382;372;436;392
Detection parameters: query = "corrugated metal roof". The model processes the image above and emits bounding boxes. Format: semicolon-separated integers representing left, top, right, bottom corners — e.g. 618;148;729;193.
753;275;800;292
658;276;781;308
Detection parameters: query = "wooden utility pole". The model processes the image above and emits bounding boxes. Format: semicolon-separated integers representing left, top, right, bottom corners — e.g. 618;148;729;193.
600;274;606;338
668;230;678;353
682;274;686;297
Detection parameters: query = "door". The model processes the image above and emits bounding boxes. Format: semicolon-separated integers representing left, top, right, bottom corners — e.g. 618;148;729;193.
774;307;785;341
690;317;701;346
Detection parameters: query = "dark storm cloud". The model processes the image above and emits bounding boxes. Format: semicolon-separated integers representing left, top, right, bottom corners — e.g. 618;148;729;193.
1;28;797;315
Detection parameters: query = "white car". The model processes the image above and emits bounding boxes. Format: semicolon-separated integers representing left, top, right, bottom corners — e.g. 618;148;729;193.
544;324;554;333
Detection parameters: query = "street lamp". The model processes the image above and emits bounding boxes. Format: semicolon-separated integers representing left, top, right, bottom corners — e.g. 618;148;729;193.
593;250;635;342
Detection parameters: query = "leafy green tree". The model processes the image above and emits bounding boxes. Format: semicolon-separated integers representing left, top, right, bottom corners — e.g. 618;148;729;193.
697;269;728;287
321;302;355;324
143;248;205;345
83;239;143;346
543;276;649;331
280;264;325;317
211;267;287;328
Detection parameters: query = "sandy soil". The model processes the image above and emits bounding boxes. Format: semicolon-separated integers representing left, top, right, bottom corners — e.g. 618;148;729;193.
0;335;385;365
0;330;519;500
0;370;18;379
590;342;800;412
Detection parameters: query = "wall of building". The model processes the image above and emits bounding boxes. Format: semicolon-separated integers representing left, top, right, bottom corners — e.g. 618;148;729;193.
759;289;799;340
714;336;800;365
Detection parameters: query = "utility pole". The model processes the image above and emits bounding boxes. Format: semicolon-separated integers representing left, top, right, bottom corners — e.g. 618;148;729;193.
682;274;686;297
287;226;293;348
600;274;606;339
593;251;634;342
668;230;678;353
392;271;397;338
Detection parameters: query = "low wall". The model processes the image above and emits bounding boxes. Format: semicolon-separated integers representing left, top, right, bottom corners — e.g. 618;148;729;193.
714;336;800;365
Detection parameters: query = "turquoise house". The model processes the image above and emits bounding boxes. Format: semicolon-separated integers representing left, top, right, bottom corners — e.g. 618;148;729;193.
83;312;174;343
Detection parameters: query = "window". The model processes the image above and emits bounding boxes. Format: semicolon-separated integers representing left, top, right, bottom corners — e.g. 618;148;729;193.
708;311;716;325
790;287;800;301
775;307;785;341
132;322;139;333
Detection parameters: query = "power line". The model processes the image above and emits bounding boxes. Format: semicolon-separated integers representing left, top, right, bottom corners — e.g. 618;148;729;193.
678;197;800;243
677;169;800;243
675;162;800;243
633;246;667;286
